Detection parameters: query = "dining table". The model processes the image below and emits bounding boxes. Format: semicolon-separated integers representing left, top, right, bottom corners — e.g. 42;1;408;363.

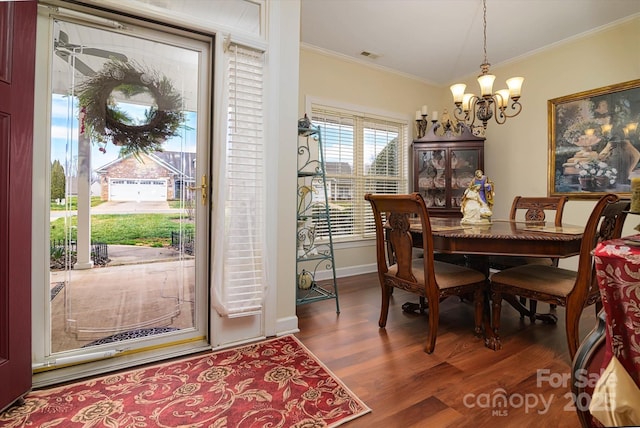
400;216;585;350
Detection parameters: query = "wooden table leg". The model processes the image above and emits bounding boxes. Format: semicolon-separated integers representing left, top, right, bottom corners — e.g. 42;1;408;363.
482;282;502;350
460;256;502;350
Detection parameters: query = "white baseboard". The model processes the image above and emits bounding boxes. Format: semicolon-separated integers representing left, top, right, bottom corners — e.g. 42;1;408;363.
276;315;300;336
313;263;376;281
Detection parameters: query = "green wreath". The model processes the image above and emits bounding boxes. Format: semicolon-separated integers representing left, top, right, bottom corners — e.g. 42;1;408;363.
77;60;185;157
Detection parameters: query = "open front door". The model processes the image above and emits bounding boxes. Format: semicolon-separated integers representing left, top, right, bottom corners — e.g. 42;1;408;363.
0;1;36;412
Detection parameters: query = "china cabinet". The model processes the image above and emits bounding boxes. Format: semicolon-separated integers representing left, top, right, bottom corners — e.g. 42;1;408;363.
296;126;339;312
413;124;485;217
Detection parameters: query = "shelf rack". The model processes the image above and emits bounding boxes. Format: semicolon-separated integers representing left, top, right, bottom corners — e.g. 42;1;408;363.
296;126;339;312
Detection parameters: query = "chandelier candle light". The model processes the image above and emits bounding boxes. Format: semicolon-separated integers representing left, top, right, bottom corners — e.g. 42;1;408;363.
450;0;524;130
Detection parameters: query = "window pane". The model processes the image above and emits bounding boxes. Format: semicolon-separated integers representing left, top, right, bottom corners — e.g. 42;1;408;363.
311;105;408;242
318;117;354;174
364;126;399;177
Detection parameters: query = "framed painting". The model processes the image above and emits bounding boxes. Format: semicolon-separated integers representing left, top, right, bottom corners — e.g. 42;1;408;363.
548;79;640;199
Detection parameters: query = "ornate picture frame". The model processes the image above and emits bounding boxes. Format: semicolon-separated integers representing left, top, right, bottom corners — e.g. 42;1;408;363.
548;79;640;199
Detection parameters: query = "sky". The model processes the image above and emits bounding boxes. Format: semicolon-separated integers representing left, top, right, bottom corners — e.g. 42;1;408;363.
51;94;197;174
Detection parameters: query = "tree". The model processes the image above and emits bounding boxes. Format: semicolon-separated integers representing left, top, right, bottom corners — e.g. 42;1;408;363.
368;138;398;193
51;160;65;202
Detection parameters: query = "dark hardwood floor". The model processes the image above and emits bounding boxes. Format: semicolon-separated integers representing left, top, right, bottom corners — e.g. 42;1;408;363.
295;273;596;428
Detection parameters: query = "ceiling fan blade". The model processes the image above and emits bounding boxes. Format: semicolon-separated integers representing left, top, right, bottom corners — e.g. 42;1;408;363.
57;30;69;45
55;30;128;62
81;48;128;62
54;50;69;61
55;50;96;77
72;58;96;77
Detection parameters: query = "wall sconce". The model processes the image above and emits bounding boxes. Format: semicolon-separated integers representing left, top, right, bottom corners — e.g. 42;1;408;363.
415;105;439;138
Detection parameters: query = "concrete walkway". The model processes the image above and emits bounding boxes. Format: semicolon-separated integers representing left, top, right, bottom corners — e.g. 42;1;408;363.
93;201;175;213
50;201;186;220
107;244;187;266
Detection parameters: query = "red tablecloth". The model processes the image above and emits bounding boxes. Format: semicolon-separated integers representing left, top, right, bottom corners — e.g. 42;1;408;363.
593;236;640;388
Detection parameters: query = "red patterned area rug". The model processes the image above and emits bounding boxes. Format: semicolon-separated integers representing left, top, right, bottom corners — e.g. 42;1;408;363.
0;335;370;427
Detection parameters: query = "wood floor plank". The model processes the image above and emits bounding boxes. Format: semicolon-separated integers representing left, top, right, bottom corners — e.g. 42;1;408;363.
295;272;592;427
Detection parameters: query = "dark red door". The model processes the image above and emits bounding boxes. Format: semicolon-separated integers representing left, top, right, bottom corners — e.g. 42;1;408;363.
0;0;36;412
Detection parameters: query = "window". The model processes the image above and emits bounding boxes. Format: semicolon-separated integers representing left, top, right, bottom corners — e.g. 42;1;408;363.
310;104;409;242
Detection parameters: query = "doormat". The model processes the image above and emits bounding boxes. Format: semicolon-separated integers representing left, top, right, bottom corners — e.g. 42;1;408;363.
0;335;371;427
50;282;65;301
82;327;180;347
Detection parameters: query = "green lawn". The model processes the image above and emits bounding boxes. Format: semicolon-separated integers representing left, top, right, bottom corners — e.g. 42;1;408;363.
50;196;104;211
168;200;193;209
50;213;195;247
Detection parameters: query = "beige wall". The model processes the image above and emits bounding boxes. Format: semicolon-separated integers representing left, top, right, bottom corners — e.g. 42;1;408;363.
296;16;640;276
479;17;639;220
479;16;640;268
299;48;441;274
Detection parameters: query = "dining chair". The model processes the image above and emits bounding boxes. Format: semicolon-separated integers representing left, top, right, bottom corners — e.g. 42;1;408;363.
489;194;629;359
488;195;569;313
488;195;569;271
365;192;487;353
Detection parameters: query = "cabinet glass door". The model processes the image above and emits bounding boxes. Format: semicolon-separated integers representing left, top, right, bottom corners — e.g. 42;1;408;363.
451;149;480;209
417;149;447;208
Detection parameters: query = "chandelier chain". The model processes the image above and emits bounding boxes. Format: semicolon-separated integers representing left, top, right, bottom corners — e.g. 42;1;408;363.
482;0;488;65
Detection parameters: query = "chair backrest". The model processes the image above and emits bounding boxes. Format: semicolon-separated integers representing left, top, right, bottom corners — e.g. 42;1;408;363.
364;193;436;285
572;195;629;303
509;195;568;226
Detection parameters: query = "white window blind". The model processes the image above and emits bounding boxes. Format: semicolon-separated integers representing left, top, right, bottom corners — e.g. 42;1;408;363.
212;43;266;317
311;105;409;242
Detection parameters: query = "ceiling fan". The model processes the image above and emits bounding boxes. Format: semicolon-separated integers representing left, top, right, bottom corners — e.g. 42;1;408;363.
54;30;128;77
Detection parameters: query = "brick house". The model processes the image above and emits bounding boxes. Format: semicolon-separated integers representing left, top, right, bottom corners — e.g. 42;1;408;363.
94;151;196;202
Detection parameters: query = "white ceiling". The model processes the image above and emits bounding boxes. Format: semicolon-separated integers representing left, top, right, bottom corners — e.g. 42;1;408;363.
300;0;640;86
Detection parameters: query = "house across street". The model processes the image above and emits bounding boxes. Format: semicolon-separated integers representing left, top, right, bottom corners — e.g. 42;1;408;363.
94;151;196;202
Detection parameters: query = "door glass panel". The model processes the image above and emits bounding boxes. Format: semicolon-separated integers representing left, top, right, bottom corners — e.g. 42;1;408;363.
49;19;206;357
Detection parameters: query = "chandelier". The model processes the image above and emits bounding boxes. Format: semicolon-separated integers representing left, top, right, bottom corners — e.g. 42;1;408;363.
450;0;524;130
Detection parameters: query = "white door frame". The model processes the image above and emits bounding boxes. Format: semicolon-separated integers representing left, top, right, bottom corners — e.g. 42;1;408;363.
31;6;213;387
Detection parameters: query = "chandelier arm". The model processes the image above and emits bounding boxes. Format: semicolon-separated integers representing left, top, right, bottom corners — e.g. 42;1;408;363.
492;100;523;124
492;98;507;125
452;106;467;122
453;96;486;128
506;100;523;118
467;96;479;126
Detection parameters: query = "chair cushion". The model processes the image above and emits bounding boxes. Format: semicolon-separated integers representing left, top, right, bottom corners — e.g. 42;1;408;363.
490;264;576;297
387;259;485;290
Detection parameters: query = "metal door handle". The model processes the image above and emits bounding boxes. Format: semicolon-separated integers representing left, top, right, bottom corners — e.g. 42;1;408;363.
188;175;207;205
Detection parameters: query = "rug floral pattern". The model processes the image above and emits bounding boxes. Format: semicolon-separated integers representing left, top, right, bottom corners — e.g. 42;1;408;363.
0;335;370;427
